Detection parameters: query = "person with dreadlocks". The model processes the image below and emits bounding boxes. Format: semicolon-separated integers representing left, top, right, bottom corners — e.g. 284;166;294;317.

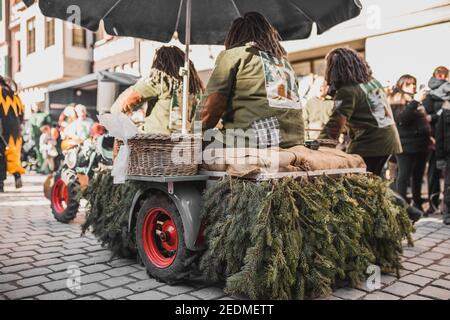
0;76;25;191
319;48;402;177
111;46;204;134
199;12;304;148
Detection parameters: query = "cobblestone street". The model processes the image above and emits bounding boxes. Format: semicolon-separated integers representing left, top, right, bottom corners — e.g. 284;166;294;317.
1;174;450;300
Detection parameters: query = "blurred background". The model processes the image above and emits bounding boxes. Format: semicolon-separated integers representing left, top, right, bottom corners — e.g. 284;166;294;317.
0;0;449;120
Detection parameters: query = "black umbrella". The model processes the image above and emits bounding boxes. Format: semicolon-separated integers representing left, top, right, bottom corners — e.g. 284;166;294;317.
24;0;362;133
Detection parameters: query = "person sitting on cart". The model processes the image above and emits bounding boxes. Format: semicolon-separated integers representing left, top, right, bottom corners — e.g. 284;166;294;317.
318;48;402;177
198;12;304;149
110;46;204;134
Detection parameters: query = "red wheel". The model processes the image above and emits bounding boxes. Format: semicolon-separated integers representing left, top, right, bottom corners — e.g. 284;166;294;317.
142;208;179;268
50;173;79;223
52;179;69;214
136;192;197;283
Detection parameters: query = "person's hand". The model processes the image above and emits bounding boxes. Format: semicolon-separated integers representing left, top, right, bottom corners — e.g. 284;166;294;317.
416;89;429;103
436;159;447;171
430;137;436;145
426;115;432;123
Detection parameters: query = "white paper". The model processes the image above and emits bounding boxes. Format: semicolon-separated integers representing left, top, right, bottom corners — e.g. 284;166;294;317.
98;113;139;184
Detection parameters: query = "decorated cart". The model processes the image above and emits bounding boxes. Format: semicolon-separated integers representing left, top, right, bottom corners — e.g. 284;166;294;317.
28;0;414;300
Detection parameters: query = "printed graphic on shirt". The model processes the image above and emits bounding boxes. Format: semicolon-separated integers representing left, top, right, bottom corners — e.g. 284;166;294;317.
360;82;394;128
260;51;301;110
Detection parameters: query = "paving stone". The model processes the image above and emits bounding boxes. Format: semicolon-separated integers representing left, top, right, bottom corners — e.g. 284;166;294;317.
0;274;22;283
158;285;195;296
363;292;400;300
0;263;34;273
60;249;86;256
81;264;111;274
408;257;434;266
32;258;65;267
400;274;434;287
428;264;450;273
101;276;135;288
383;282;420;297
419;252;445;261
41;280;68;291
48;261;83;272
0;283;18;293
73;283;108;296
80;272;110;284
107;259;136;268
34;253;64;260
35;247;63;254
36;290;76;300
401;262;423;271
97;287;134;299
403;294;433;300
380;274;398;286
16;276;51;287
61;254;89;262
104;266;138;277
129;270;149;280
126;279;162;292
0;249;12;255
328;288;366;300
1;257;34;267
127;291;169;300
414;269;444;279
74;295;102;300
18;267;52;277
419;286;450;300
189;287;226;300
431;247;450;255
431;279;450;290
4;286;46;299
166;294;200;300
438;258;450;266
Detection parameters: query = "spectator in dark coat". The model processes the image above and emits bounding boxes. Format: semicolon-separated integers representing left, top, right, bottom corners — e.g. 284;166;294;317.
390;75;431;212
423;66;450;214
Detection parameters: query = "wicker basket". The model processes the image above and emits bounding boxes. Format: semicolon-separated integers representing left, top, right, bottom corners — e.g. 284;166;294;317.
127;134;201;177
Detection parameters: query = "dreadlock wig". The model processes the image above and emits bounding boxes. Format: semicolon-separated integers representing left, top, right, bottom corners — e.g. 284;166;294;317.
325;48;373;95
151;46;204;95
224;12;287;59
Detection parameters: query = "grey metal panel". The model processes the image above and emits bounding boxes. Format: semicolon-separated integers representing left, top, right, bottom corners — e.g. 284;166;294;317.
126;175;209;183
127;181;204;251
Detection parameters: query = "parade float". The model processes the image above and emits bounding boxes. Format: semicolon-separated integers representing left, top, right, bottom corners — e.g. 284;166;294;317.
28;0;414;300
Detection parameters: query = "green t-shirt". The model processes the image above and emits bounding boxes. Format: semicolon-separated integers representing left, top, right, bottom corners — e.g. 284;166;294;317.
320;79;402;157
205;45;304;148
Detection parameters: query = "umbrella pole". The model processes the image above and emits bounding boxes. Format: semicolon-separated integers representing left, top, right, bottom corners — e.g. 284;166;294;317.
181;0;192;134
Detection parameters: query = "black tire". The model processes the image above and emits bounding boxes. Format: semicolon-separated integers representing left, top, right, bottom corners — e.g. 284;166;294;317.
136;191;197;284
50;172;80;223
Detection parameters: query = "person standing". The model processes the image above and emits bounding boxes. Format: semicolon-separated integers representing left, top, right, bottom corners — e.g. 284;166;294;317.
303;77;334;140
435;89;450;225
423;66;450;215
319;48;402;177
28;102;52;173
65;104;94;141
0;76;25;191
389;75;431;212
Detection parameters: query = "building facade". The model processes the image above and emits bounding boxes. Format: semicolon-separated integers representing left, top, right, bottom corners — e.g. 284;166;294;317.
5;0;94;117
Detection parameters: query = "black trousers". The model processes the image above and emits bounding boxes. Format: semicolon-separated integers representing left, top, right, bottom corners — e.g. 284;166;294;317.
0;145;6;185
428;151;441;207
363;156;390;177
396;152;429;205
443;158;450;218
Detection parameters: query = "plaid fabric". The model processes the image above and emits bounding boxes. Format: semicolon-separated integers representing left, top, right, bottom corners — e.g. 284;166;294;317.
251;116;280;147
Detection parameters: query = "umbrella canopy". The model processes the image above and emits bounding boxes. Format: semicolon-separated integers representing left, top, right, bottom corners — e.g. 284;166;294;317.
25;0;362;45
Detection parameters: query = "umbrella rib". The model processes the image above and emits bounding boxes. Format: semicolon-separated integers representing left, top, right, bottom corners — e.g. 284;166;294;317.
229;0;241;17
288;0;314;23
174;0;184;33
101;0;123;21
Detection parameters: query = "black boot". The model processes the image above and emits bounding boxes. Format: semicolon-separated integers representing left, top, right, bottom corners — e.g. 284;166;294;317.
392;192;422;223
14;173;22;189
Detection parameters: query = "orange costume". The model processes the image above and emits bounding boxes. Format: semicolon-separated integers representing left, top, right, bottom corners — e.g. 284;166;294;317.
0;85;26;176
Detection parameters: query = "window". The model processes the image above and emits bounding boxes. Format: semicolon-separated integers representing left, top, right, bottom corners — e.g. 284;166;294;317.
45;18;55;48
72;26;86;48
26;18;36;55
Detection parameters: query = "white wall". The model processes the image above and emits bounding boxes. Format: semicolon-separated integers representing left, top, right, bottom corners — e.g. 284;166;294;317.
366;22;450;86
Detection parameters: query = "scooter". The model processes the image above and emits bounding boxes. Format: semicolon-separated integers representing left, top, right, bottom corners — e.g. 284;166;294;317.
48;134;115;223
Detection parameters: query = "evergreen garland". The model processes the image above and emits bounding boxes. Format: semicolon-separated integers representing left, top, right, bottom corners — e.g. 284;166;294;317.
200;174;414;300
81;170;140;259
